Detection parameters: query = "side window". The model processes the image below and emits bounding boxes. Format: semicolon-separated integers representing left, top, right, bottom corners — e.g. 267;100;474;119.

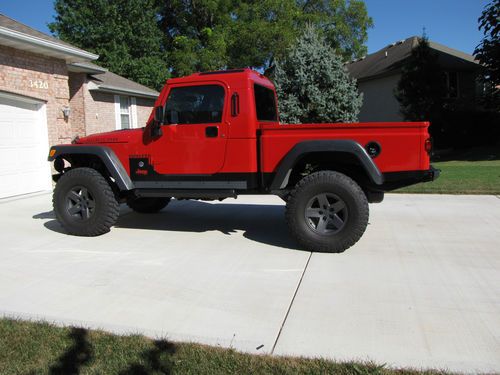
443;71;459;98
164;85;225;124
254;84;277;121
114;95;137;130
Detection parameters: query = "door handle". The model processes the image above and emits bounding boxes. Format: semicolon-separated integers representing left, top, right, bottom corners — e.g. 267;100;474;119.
205;126;218;138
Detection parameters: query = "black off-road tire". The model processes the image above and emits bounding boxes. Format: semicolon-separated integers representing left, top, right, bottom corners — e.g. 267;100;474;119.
285;171;369;253
53;167;119;236
126;197;171;213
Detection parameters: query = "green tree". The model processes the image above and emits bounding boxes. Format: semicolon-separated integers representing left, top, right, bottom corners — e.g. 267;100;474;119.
298;0;373;61
160;0;373;76
273;24;362;123
49;0;169;90
160;0;232;76
50;0;372;81
395;35;446;122
474;0;499;110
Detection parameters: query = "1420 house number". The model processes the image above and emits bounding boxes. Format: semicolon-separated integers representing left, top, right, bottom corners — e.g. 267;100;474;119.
29;79;49;89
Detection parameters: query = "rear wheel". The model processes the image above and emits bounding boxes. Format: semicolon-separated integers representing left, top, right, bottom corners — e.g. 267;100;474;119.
285;171;369;253
53;168;119;236
126;197;171;213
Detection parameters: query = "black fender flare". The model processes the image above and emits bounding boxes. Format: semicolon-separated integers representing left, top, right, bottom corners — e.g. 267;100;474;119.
269;140;384;190
48;145;134;191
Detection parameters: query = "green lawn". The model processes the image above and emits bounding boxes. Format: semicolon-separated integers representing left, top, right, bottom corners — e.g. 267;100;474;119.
396;148;500;195
0;318;450;375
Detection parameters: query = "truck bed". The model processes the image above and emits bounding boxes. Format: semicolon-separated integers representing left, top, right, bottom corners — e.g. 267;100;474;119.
260;122;431;174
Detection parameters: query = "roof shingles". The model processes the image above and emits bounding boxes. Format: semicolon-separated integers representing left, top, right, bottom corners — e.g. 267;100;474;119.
90;69;159;97
347;36;478;81
0;13;87;53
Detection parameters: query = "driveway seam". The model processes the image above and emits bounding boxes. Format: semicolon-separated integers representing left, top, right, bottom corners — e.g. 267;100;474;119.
270;251;312;355
0;191;51;205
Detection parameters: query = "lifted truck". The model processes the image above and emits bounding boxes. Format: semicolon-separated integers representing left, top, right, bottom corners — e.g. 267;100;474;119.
48;68;439;253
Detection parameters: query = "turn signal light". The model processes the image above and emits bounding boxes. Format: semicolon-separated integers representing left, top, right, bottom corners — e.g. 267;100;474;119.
425;138;433;155
49;149;56;158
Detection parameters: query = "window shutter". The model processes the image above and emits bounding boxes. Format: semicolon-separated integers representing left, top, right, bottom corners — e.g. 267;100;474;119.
131;97;138;128
114;95;121;130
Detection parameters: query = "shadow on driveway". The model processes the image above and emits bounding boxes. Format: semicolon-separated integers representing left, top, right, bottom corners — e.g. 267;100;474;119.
34;200;301;251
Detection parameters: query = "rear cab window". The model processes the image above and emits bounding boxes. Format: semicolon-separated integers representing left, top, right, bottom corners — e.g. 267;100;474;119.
254;84;277;122
164;85;225;124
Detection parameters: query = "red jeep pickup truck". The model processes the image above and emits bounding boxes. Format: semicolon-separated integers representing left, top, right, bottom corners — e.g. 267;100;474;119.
48;68;439;253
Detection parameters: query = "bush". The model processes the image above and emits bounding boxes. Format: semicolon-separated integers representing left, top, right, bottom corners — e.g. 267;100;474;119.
430;110;500;149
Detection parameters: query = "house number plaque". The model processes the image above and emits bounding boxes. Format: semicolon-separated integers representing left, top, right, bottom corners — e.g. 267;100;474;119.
29;79;49;89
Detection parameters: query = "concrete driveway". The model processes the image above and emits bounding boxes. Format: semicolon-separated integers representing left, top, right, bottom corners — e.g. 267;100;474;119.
0;192;499;373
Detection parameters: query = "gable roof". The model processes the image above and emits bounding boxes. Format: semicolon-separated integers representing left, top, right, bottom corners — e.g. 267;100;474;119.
88;68;159;99
0;13;97;62
347;36;479;81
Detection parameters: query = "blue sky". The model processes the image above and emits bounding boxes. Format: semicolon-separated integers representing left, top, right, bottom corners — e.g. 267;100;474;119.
0;0;489;55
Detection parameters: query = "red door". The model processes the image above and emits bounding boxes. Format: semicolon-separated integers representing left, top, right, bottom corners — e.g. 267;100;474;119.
151;83;229;175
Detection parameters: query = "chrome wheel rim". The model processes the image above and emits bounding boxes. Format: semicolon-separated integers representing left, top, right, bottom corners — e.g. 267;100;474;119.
304;193;347;234
65;186;96;220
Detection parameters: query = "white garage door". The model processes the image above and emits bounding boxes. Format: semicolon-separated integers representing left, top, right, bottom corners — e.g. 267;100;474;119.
0;93;52;199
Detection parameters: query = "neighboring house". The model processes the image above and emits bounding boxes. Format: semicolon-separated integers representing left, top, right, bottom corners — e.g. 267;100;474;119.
347;36;481;122
0;14;159;198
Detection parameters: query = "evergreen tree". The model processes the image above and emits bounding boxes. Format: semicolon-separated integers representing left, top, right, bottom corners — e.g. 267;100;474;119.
474;0;499;111
395;35;446;122
49;0;169;90
273;24;362;123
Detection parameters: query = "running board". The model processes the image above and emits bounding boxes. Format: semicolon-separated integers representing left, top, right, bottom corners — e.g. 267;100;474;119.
135;189;237;199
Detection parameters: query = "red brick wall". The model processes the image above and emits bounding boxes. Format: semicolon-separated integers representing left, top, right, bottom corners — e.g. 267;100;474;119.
1;44;156;143
0;45;70;146
68;72;87;138
82;89;155;134
83;90;116;135
136;97;155;127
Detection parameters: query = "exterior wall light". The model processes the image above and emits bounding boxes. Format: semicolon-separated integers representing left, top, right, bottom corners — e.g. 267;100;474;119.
62;106;71;118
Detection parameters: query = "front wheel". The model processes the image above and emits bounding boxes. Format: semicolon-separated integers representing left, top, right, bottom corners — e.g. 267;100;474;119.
53;168;119;236
285;171;369;253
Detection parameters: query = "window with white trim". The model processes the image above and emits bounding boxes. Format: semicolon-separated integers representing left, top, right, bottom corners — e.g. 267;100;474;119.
114;95;137;129
119;96;131;129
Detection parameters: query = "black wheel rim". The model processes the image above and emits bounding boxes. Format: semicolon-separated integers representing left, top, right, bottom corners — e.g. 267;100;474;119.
304;193;348;235
65;186;96;220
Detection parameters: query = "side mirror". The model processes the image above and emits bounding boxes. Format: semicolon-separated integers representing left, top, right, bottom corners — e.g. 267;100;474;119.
154;106;164;123
151;106;163;137
151;123;162;137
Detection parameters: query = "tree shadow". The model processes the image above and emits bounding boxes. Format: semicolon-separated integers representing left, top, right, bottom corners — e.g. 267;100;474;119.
48;327;92;375
29;326;176;374
36;201;302;251
119;339;176;375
